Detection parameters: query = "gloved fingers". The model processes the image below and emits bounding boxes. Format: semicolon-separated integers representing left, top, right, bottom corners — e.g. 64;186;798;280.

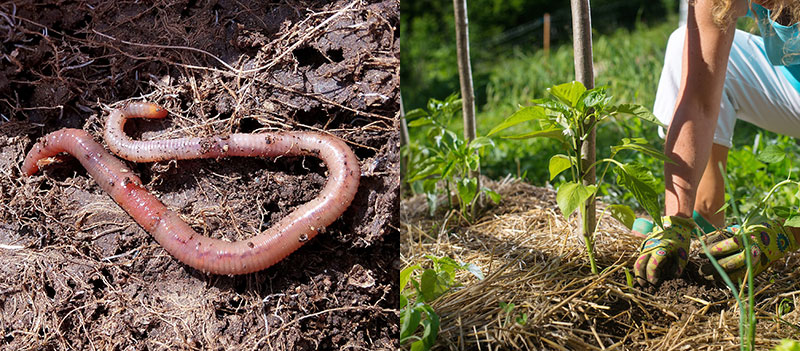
634;253;650;286
645;248;670;285
707;236;744;258
701;244;762;278
701;229;735;246
717;251;746;272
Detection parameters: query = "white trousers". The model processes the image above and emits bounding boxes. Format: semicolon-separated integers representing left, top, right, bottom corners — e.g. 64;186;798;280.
653;26;800;148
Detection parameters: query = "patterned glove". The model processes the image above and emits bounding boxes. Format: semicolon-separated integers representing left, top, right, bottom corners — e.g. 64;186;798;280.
634;216;695;286
701;219;799;282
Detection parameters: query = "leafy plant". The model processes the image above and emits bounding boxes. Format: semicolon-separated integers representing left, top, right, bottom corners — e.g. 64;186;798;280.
405;94;501;219
400;255;484;351
488;81;671;274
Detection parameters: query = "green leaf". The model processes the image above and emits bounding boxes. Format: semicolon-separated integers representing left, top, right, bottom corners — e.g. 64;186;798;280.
785;215;800;227
548;81;586;107
503;128;565;142
533;98;571;117
407;162;440;183
407;117;433;127
400;304;422;343
624;267;634;288
611;138;675;164
773;206;793;219
463;262;484;280
419;304;440;350
407;162;439;183
440;160;456;179
435;130;461;151
499;301;514;313
757;144;786;164
400;264;421;294
549;154;574;181
468;136;494;151
431;256;460;283
410;340;426;351
419;269;437;302
580;87;608;109
457;177;478;208
404;108;428;121
400;294;408;309
556;182;597;218
773;339;800;351
483;187;501;204
607;204;636;229
613;103;665;127
516;313;528;325
614;163;663;228
487;106;547;136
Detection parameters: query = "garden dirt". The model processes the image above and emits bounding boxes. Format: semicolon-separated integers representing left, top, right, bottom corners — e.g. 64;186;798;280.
0;0;399;350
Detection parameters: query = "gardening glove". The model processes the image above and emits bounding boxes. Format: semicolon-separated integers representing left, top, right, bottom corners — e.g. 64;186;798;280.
634;216;695;286
700;219;799;282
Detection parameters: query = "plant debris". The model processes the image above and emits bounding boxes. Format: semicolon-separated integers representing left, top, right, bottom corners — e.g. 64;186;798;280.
0;0;399;349
402;177;800;350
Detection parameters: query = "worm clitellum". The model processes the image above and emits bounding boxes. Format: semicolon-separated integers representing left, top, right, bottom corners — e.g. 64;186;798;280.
22;103;360;275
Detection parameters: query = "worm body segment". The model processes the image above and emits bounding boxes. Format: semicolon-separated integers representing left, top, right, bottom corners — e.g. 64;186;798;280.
23;103;360;275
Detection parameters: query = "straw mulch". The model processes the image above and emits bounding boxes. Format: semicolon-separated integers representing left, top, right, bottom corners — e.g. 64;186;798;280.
401;177;800;350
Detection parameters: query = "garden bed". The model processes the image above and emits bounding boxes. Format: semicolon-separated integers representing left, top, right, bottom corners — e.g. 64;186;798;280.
401;178;800;350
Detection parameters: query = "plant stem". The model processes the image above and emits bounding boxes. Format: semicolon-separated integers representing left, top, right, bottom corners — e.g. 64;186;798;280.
445;179;453;211
574;131;598;275
582;202;598;274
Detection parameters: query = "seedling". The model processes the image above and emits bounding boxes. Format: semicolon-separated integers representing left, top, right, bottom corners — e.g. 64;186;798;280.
499;301;528;327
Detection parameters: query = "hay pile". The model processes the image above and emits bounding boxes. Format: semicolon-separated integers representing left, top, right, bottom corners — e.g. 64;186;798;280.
401;177;800;350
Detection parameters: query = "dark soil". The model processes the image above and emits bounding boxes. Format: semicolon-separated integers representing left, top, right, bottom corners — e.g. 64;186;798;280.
402;180;800;349
0;0;399;350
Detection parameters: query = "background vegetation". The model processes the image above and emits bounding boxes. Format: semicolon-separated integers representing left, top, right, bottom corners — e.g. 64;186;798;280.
402;0;800;216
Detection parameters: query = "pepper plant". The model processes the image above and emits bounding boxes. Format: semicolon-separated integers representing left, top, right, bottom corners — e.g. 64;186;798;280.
489;81;672;274
405;94;500;220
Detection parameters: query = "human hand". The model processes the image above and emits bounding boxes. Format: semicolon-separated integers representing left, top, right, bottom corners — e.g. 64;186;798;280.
701;219;799;282
634;216;695;286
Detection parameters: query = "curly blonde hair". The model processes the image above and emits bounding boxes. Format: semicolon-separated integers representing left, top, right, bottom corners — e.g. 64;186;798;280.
710;0;800;27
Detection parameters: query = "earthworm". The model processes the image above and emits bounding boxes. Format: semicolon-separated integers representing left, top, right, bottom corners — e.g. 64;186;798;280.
22;103;360;275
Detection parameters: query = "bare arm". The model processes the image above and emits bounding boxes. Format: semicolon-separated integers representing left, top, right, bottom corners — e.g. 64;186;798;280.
663;0;746;218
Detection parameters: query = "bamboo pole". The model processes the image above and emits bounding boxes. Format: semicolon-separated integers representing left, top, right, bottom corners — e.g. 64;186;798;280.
453;0;477;144
571;0;597;273
453;0;480;216
544;13;551;55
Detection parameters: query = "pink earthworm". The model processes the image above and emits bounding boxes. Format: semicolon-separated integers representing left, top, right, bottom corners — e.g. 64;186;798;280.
22;103;360;275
